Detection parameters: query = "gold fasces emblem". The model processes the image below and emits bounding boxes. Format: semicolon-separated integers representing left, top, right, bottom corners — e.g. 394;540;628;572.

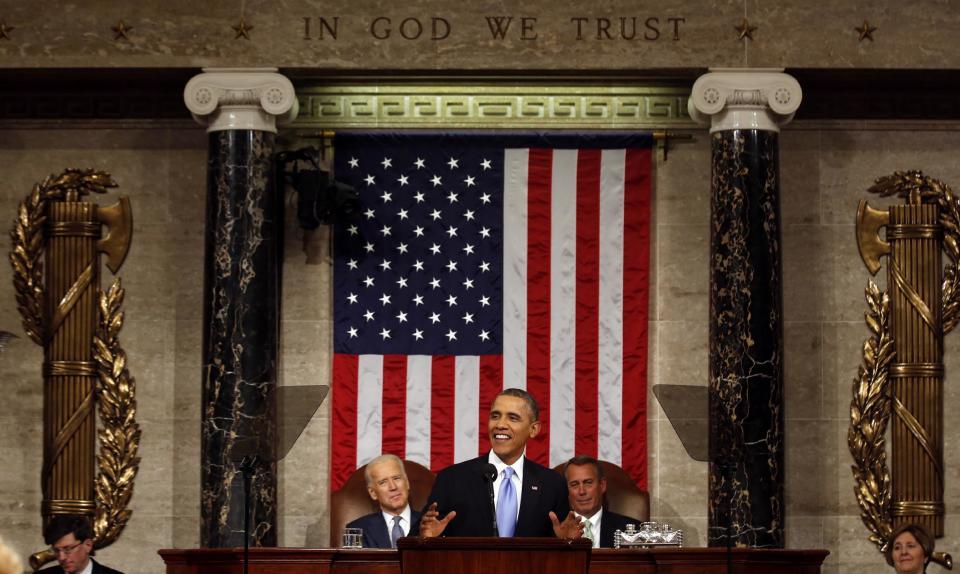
8;169;140;570
850;171;959;570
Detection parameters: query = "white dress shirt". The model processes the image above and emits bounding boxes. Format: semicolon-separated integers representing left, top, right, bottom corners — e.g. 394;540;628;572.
488;450;524;523
78;559;94;574
381;504;412;537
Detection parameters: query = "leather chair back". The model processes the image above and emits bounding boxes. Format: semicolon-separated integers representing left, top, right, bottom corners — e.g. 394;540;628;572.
329;459;435;547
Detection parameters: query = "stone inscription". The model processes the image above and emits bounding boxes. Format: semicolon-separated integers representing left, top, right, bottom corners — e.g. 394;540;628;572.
302;16;686;42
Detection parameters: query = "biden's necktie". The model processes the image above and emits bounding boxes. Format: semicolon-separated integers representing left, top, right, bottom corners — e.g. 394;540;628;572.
391;515;403;548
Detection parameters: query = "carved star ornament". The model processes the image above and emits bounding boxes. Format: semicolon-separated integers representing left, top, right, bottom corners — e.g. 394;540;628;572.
734;17;757;41
232;17;253;40
855;20;877;42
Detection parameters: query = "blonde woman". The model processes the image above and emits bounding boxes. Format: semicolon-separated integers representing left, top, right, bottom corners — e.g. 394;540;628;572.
0;535;23;574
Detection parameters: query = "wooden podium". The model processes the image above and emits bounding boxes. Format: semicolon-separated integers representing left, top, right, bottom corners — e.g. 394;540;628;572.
159;545;829;573
397;537;591;574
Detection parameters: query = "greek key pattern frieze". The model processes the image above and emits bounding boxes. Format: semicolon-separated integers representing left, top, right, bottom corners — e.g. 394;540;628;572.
293;86;694;129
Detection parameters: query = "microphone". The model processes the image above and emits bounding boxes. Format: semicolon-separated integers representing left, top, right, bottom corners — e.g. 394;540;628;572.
482;463;499;535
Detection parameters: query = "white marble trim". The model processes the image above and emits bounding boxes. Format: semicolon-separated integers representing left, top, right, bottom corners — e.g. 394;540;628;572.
184;68;298;133
688;68;802;133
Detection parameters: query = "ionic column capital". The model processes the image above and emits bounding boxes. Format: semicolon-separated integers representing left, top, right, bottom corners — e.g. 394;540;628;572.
688;68;802;133
184;68;298;133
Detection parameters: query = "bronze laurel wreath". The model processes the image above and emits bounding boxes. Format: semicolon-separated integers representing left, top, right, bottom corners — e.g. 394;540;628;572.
9;182;47;345
93;279;141;548
848;281;894;550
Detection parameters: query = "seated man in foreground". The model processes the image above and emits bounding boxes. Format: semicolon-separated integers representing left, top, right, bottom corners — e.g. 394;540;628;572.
40;516;123;574
563;455;640;548
346;454;421;548
420;388;582;539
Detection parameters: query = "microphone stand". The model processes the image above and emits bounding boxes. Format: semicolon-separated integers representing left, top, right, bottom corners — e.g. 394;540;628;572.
239;455;259;574
720;462;735;574
482;464;499;536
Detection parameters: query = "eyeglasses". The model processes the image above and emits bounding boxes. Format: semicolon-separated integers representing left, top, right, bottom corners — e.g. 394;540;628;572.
50;541;84;557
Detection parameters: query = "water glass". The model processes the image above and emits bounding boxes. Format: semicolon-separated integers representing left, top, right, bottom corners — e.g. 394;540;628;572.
341;527;363;548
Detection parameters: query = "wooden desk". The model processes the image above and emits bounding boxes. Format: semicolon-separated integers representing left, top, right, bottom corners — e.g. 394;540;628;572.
398;537;591;574
159;546;829;574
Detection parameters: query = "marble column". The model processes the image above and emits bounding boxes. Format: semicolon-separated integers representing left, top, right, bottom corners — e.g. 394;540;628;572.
689;69;801;548
184;69;297;548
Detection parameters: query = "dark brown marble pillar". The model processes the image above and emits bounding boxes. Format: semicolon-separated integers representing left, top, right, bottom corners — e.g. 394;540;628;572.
184;69;297;548
689;70;801;548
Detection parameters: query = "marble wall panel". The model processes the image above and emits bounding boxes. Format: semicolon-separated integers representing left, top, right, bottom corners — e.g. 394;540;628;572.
783;321;821;420
779;130;821;225
784;420;838;518
653;320;709;423
656;223;709;322
654;131;711;226
645;319;661;421
782;223;866;323
819;130;960;225
820;321;869;422
645;417;659;512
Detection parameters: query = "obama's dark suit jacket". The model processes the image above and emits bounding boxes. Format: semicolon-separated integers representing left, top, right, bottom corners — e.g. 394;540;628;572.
424;454;569;537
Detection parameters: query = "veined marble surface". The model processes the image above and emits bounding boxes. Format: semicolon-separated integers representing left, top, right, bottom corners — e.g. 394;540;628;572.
707;129;784;548
200;129;279;547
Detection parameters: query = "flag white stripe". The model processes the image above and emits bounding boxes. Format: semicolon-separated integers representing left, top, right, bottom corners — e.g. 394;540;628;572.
598;150;626;464
454;356;480;462
502;148;529;391
356;354;384;467
405;355;433;466
549;149;578;467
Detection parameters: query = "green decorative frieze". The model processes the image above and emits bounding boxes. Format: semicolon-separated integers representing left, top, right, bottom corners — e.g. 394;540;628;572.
291;84;694;129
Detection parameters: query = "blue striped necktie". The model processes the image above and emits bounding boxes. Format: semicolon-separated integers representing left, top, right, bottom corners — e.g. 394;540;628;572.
496;467;518;537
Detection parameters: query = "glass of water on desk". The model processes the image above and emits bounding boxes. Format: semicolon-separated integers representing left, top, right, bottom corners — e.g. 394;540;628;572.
341;528;363;549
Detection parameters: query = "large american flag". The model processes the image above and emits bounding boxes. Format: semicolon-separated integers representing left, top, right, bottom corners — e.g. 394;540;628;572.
331;133;652;491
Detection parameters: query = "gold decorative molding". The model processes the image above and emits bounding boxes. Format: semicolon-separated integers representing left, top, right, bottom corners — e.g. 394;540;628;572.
850;170;960;570
291;84;694;130
8;169;140;571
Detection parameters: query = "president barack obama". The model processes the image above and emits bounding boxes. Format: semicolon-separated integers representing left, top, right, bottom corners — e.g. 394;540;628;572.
420;388;582;539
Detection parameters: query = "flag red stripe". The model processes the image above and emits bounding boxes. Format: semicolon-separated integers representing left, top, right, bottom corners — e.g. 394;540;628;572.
331;353;359;490
430;356;456;471
575;149;601;458
525;148;553;465
622;148;652;489
478;354;503;453
381;355;408;457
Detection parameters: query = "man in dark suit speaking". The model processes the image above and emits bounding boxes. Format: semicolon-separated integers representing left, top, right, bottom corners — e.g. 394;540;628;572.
346;454;422;548
563;455;639;548
420;388;582;539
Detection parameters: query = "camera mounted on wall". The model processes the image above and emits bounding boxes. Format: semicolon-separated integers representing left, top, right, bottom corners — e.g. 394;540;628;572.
276;147;361;229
